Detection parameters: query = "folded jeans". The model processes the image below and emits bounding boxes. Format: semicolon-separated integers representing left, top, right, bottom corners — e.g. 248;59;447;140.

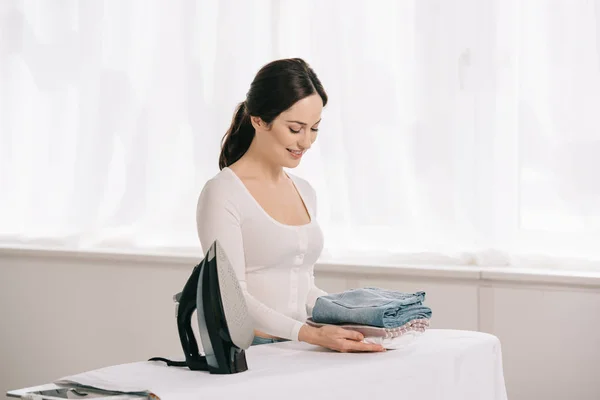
312;287;432;328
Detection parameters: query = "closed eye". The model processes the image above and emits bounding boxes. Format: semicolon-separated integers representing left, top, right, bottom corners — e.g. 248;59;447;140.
287;118;322;134
290;127;318;133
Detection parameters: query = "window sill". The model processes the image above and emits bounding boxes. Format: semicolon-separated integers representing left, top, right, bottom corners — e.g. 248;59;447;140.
316;259;600;288
2;245;600;288
0;244;200;267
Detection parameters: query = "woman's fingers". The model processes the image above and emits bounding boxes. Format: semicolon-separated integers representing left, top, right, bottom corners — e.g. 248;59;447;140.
316;325;386;352
339;328;364;342
335;340;385;353
344;340;386;353
336;328;385;351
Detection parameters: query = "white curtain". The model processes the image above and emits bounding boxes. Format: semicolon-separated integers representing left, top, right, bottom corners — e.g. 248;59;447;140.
2;0;600;267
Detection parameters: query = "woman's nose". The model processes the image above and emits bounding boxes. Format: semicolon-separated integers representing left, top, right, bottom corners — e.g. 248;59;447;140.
299;132;312;150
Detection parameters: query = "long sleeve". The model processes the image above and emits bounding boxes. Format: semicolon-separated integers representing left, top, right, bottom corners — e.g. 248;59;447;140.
305;266;328;317
196;179;305;341
303;181;328;316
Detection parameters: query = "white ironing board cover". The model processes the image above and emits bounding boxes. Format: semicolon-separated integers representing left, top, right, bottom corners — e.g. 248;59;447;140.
56;329;507;400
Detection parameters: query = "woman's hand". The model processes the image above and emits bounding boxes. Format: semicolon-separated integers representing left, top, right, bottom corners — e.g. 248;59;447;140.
298;324;386;353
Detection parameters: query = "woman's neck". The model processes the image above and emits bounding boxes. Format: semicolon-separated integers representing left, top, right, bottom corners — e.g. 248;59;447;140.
235;143;287;184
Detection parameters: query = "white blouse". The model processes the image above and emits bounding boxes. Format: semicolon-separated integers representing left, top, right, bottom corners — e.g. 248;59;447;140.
196;167;328;341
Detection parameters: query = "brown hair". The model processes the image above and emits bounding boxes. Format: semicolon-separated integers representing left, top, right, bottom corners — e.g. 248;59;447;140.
218;58;328;170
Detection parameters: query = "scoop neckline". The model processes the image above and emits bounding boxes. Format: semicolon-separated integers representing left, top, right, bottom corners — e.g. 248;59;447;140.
223;167;314;229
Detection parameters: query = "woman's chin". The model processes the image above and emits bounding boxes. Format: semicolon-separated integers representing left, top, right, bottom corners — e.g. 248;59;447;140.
282;159;301;168
282;150;304;168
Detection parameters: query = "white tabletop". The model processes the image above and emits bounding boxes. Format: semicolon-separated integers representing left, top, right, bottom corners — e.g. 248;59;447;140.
9;329;507;400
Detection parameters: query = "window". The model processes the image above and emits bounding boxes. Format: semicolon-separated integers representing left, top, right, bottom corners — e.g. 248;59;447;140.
1;1;599;266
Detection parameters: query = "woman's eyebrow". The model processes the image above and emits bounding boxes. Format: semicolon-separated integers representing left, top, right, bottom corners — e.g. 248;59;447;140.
285;119;322;126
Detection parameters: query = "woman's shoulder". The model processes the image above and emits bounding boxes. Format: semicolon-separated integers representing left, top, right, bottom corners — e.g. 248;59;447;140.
286;171;317;204
198;168;242;204
287;171;314;191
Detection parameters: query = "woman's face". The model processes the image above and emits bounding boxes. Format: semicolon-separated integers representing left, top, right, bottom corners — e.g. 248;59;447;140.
252;94;323;168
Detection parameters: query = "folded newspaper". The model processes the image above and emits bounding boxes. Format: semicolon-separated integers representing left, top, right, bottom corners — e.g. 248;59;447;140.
54;360;187;400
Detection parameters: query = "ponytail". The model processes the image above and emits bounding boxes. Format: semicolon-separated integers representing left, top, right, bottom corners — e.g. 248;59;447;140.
218;58;327;169
219;102;255;170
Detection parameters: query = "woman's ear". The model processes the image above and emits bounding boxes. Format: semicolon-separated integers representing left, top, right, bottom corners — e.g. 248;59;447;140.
250;116;264;131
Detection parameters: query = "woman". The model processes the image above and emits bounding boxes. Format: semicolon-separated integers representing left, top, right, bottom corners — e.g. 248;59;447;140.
196;58;385;353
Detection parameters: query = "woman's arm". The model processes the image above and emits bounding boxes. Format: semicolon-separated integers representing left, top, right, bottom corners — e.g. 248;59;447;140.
196;179;304;341
302;178;328;314
305;265;328;316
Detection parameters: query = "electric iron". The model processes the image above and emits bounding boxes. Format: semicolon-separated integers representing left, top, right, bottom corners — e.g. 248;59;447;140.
150;240;254;374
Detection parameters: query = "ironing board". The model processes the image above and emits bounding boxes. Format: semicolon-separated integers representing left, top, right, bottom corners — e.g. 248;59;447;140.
8;329;507;400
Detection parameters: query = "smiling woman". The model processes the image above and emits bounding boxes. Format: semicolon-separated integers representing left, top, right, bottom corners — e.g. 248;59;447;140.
218;58;326;171
196;58;386;354
252;93;323;165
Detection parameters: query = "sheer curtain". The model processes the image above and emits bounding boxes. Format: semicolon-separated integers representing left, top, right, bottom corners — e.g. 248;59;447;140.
1;0;600;267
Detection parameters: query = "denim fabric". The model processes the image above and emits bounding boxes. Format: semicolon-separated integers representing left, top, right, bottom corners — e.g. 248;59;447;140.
251;336;290;346
311;287;432;328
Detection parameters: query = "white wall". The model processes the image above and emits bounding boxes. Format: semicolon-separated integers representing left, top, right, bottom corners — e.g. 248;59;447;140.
1;249;600;400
